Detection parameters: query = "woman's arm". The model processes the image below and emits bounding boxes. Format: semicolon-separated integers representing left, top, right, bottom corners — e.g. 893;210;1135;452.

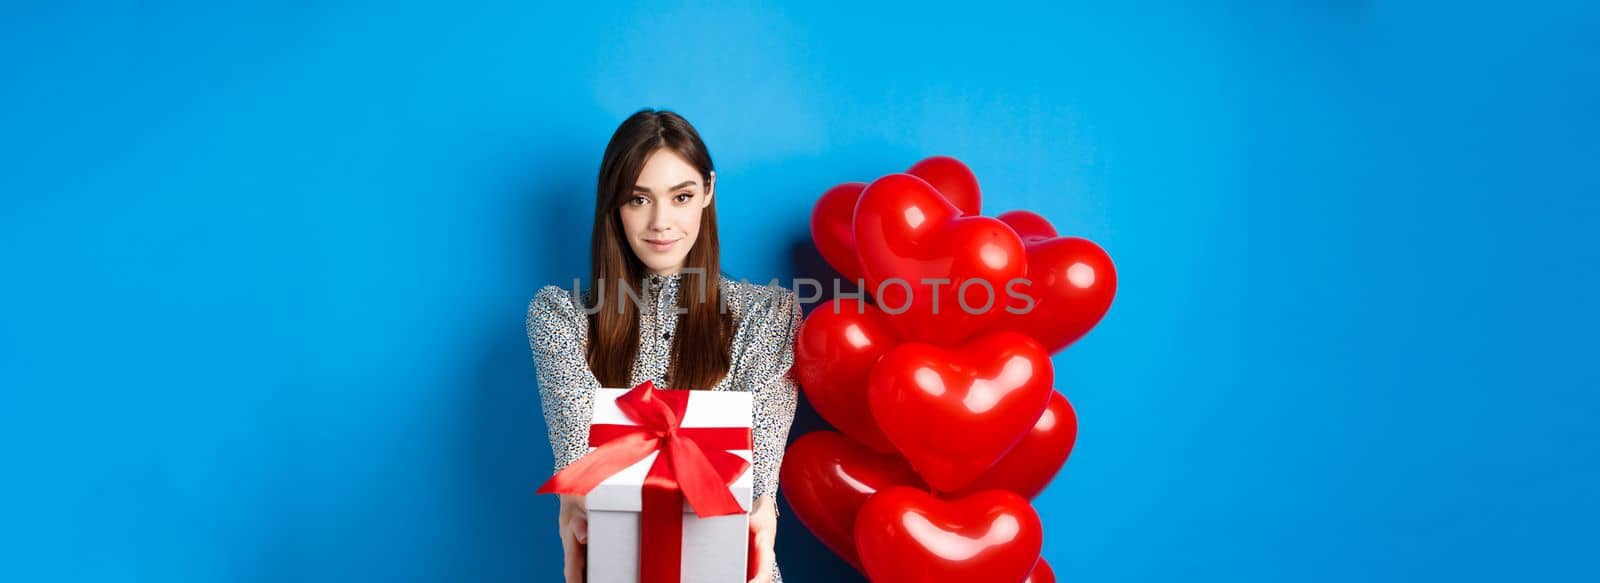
740;287;801;583
746;287;802;501
526;285;603;474
528;285;603;583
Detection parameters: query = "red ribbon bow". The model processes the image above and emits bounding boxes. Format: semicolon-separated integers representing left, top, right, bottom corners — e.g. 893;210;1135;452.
537;380;752;583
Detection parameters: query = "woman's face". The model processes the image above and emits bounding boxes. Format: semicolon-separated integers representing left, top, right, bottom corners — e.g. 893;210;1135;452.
619;148;714;276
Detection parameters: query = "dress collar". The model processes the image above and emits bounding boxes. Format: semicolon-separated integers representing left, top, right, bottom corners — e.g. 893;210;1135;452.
645;271;684;285
644;270;737;298
643;271;683;302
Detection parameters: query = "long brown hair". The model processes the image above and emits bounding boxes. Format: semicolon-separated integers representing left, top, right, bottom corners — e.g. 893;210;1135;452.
585;109;734;390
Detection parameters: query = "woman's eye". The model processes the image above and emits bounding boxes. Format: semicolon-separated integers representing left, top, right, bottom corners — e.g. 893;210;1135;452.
675;193;693;203
630;196;648;206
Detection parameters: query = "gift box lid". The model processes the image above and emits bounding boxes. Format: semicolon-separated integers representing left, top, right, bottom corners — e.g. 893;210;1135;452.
584;387;754;514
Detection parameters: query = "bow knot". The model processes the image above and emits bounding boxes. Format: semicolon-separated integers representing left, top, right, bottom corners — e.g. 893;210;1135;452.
536;380;751;518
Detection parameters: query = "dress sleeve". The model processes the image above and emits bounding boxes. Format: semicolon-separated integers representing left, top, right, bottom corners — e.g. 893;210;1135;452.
741;287;803;500
526;285;602;474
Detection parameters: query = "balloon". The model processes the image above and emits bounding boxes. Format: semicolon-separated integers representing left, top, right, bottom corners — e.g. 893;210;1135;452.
853;173;1027;347
995;208;1055;241
855;486;1043;583
906;155;982;215
1025;557;1057;583
868;331;1054;492
809;157;980;284
954;390;1077;500
810;182;868;282
794;298;900;452
984;210;1117;354
779;431;926;570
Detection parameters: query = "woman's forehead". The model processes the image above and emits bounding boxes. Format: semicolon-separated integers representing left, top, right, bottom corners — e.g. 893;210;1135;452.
635;149;702;191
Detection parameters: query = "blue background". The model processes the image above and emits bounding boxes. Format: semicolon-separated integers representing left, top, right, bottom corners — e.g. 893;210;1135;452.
3;1;1596;581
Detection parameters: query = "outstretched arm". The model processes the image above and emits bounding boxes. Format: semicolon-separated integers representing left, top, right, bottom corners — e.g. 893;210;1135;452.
526;285;603;473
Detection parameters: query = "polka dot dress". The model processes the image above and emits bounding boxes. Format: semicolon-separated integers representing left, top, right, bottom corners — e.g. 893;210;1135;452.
526;270;800;582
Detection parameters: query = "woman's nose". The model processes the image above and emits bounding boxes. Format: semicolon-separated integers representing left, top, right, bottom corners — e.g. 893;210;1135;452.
649;204;671;231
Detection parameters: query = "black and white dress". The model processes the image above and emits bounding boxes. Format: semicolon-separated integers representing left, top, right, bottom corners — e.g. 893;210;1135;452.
525;270;800;582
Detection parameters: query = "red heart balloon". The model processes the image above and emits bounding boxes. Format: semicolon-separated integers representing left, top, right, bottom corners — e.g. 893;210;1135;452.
997;208;1055;241
810;182;868;282
855;486;1043;583
794;298;900;452
1025;557;1057;583
906;155;982;216
809;157;980;284
953;389;1077;500
853;174;1027;347
986;210;1117;354
868;331;1054;492
779;431;926;571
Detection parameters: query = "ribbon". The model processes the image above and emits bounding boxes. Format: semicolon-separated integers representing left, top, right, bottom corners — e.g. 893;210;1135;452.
537;380;752;583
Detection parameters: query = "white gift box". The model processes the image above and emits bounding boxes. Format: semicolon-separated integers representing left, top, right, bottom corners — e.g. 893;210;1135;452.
585;387;753;583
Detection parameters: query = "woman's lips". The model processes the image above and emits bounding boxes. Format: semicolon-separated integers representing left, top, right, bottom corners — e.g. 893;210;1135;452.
645;238;680;252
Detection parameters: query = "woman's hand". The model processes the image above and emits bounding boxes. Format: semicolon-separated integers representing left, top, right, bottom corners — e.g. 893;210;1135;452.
748;494;778;583
558;493;589;583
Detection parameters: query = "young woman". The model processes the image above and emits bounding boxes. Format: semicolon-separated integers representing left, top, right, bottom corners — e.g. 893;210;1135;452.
525;109;800;583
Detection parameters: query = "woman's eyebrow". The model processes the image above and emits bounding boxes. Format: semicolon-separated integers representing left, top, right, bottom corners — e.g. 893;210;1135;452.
632;180;698;193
